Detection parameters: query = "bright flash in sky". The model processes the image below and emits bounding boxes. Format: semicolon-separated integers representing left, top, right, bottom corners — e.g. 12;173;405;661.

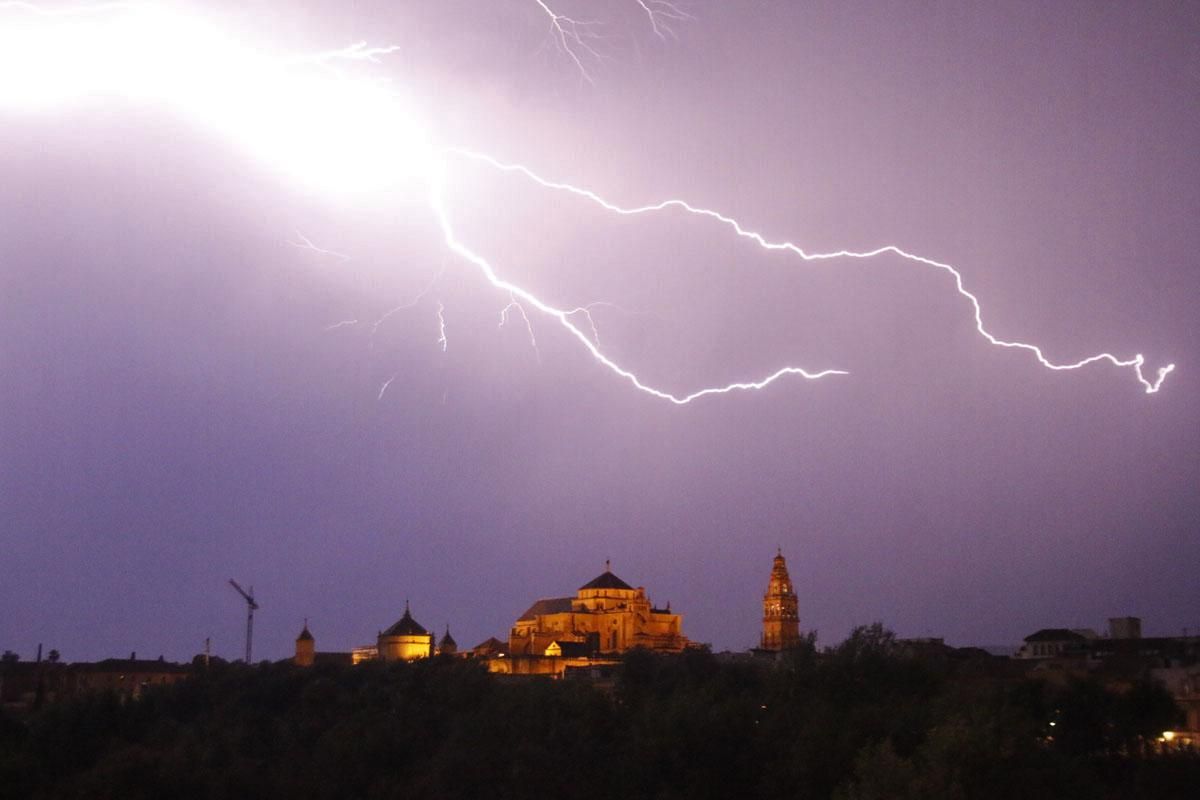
0;2;1175;402
0;3;434;195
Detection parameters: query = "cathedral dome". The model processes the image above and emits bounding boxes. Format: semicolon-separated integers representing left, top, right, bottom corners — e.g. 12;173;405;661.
378;602;434;662
382;605;428;637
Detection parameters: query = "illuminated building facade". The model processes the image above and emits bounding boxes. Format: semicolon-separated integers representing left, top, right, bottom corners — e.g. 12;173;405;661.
293;604;436;666
508;563;688;657
761;549;801;651
378;602;434;661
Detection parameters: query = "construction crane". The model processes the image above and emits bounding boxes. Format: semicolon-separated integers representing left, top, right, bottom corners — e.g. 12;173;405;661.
228;579;259;664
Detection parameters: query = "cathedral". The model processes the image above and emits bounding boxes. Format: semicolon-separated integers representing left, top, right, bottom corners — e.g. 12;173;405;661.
760;548;801;650
508;562;689;657
292;552;797;671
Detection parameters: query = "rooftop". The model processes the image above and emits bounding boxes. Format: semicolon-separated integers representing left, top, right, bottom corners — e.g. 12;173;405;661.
518;597;574;621
579;570;634;592
382;604;429;637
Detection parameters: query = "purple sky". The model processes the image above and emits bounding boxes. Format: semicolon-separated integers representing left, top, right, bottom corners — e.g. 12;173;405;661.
2;1;1197;662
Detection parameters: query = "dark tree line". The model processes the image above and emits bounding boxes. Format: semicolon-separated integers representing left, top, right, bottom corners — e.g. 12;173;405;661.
0;625;1194;799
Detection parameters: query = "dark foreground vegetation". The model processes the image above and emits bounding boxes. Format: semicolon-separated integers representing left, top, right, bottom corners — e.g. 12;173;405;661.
1;626;1196;799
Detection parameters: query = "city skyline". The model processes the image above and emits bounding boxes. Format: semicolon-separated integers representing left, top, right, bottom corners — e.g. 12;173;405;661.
3;549;1192;665
2;1;1197;664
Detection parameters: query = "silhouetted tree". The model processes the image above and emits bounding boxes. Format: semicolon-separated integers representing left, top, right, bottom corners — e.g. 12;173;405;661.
0;636;1196;799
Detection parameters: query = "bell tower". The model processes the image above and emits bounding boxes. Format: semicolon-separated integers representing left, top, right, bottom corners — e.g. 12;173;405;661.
761;549;800;650
294;619;315;667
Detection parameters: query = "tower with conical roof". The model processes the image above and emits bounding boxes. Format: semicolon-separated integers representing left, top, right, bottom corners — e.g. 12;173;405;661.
437;625;457;656
294;619;315;666
761;549;800;650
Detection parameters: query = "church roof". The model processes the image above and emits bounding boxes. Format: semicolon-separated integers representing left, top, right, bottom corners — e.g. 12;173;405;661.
296;625;314;642
518;597;574;621
472;637;506;655
382;605;429;637
439;628;457;648
579;570;633;591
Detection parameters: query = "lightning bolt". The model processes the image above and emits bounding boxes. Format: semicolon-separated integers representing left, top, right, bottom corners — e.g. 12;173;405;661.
436;301;448;352
533;0;692;82
301;42;402;67
375;295;445;398
0;3;1174;407
634;0;693;41
377;372;398;400
532;0;604;84
430;159;846;401
366;268;444;347
442;148;1175;395
499;294;541;360
290;231;351;261
565;302;613;346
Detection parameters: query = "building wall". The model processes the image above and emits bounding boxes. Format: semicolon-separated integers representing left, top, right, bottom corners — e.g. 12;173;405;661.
378;634;432;661
3;661;190;709
486;655;614;678
294;638;315;667
1016;639;1086;659
510;586;687;656
351;645;378;664
1108;617;1143;640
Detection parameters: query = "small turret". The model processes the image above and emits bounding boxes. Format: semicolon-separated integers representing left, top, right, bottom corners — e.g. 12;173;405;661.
437;625;458;656
295;619;315;667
